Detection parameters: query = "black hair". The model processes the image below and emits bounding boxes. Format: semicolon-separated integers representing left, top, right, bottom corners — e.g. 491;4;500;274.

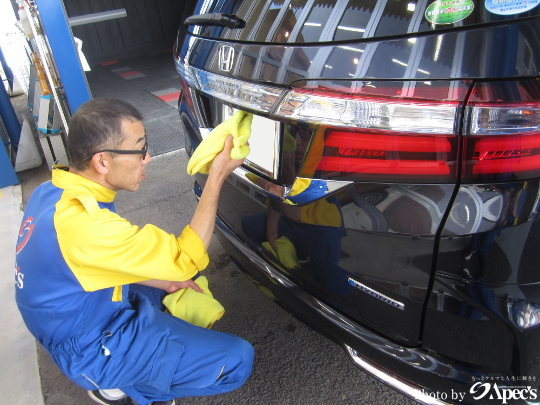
67;98;143;170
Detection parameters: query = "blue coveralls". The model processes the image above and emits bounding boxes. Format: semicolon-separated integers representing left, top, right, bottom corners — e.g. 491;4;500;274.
15;168;253;405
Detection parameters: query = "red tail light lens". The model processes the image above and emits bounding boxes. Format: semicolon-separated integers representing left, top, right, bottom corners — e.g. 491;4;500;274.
286;81;466;183
300;129;457;182
462;80;540;183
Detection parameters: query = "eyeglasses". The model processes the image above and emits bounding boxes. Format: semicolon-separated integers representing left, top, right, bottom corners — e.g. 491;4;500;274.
82;141;149;162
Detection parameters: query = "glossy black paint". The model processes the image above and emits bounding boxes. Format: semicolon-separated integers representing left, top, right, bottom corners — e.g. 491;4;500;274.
208;195;532;405
182;104;540;395
176;0;540;401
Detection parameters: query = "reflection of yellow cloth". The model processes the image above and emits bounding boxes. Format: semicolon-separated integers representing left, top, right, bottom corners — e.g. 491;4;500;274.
262;236;300;269
245;172;258;184
300;198;341;227
283;127;297;152
162;276;224;329
187;111;253;175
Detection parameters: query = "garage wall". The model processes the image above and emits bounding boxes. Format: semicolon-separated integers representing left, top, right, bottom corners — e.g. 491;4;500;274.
63;0;185;60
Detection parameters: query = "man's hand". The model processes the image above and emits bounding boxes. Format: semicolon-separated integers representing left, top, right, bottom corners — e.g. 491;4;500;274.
165;279;203;294
209;135;244;181
135;278;203;294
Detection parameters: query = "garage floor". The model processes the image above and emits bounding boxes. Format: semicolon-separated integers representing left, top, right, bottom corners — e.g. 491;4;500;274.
85;49;184;156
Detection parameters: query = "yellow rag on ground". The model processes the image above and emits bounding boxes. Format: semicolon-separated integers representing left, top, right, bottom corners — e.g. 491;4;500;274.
187;110;253;175
262;236;301;270
162;276;224;329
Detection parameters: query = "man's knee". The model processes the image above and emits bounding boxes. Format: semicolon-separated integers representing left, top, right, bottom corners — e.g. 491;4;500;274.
216;337;254;391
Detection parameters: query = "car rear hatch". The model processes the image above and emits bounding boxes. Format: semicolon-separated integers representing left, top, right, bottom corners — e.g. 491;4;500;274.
176;0;540;346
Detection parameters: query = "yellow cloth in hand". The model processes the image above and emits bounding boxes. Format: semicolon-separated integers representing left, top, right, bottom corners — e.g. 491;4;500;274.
162;276;224;329
187;110;253;175
262;236;301;270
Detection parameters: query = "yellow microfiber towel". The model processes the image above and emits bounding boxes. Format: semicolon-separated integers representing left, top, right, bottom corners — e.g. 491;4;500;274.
162;276;225;329
283;126;297;153
187;110;253;175
262;236;301;270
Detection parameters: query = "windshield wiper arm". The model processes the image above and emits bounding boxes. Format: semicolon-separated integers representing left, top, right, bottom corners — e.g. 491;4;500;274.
184;13;246;29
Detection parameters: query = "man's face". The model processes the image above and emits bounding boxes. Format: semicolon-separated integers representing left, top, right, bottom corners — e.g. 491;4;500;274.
104;119;152;192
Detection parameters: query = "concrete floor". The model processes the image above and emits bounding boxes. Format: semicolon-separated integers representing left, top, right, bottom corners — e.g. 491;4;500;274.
0;181;44;405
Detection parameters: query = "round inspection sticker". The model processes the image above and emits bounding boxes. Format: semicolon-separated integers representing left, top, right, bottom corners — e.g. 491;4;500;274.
425;0;475;24
485;0;540;15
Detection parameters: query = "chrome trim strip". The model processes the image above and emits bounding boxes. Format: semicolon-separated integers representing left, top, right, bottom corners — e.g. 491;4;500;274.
199;127;212;139
344;346;452;405
229;168;352;203
273;122;281;182
231;167;271;194
347;278;405;310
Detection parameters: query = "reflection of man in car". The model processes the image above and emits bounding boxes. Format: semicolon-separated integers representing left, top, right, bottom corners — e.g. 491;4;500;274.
242;125;352;295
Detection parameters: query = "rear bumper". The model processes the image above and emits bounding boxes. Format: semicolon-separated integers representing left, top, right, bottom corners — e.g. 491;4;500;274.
214;215;496;405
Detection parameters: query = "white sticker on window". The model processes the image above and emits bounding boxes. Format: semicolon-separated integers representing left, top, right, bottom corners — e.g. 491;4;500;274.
485;0;540;15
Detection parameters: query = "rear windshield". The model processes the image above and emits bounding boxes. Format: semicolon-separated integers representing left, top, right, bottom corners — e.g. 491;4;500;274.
184;0;540;43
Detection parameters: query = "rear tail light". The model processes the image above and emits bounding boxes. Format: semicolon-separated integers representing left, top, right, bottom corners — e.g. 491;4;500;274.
278;83;464;183
178;58;540;184
462;80;540;183
276;89;458;134
190;66;284;113
314;131;455;178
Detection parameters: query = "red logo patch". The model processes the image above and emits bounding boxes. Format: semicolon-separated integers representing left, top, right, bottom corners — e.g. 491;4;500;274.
16;217;34;254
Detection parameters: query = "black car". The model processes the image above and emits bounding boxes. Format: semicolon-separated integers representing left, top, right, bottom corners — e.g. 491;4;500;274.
174;1;540;403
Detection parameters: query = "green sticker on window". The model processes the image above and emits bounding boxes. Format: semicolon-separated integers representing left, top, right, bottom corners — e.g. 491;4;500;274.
425;0;475;24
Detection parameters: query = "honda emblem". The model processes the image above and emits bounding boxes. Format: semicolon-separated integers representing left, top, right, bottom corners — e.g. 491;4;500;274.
218;45;235;72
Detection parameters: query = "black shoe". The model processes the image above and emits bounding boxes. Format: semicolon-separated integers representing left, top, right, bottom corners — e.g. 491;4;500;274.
88;390;134;405
88;390;175;405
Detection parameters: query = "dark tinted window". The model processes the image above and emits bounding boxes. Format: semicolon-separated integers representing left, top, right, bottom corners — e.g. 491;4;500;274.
296;0;335;42
374;0;418;37
255;1;283;42
238;1;268;41
185;0;540;42
322;45;366;77
272;0;308;42
333;0;378;41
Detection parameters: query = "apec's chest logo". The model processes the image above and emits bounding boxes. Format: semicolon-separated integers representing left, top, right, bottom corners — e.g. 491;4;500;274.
16;217;34;254
15;217;34;290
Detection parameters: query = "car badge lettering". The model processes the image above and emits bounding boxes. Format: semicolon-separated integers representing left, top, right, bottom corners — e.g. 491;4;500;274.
348;278;405;310
218;45;235;72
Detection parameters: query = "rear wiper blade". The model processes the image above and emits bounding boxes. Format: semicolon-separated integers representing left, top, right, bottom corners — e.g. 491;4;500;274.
184;13;246;29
